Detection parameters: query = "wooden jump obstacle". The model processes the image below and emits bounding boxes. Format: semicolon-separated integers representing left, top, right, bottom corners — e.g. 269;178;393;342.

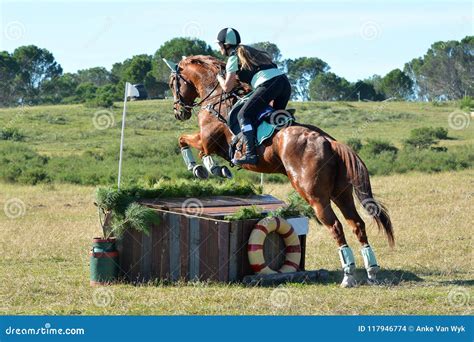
116;195;315;283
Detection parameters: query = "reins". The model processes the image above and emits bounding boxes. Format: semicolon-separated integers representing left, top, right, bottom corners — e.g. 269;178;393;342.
173;65;240;124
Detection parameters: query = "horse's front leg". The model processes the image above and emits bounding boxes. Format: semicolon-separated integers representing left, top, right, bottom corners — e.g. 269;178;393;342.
178;132;209;179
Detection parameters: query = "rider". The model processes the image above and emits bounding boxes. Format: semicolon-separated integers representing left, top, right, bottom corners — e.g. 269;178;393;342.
216;28;291;166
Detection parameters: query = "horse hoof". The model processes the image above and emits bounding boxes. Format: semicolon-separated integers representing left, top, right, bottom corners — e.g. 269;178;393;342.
340;274;357;288
192;165;209;179
220;166;232;179
367;278;381;286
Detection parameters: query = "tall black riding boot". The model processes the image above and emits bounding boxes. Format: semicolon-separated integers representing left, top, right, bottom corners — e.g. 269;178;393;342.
233;130;258;166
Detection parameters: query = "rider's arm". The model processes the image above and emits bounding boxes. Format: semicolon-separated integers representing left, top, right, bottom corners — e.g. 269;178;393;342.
217;73;237;93
218;53;239;92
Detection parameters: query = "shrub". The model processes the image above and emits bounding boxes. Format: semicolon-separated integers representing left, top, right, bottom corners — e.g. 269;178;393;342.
346;138;363;152
0;142;50;184
361;139;398;156
431;127;448;139
403;127;448;149
0;127;25;141
459;96;473;111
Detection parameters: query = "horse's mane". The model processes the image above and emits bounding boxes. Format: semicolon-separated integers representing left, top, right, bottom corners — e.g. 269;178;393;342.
179;55;251;93
179;55;224;73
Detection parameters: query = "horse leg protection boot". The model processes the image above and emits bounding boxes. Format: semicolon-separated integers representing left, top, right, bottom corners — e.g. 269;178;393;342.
361;244;380;282
202;155;221;176
339;245;357;288
181;147;196;171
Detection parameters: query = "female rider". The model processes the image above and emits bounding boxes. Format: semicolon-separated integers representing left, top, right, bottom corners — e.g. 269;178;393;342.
216;28;292;166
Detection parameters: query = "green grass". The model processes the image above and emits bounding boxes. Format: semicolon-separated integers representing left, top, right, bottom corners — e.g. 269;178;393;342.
0;100;472;185
0;170;472;314
0;100;472;314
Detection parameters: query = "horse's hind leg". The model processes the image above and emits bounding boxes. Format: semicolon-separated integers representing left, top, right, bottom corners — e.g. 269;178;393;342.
289;177;357;288
332;186;380;284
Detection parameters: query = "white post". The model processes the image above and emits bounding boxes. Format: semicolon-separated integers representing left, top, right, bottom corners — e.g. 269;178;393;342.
260;173;264;187
117;83;129;189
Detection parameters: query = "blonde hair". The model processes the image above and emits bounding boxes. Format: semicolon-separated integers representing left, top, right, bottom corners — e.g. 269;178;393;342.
235;45;273;70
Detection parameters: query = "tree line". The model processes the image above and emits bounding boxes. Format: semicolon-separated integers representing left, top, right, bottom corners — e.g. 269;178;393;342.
0;36;472;107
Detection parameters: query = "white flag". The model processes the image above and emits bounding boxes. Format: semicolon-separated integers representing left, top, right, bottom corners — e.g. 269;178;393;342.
126;82;140;98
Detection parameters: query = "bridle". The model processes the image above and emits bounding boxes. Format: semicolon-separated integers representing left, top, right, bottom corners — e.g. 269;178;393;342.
172;67;220;116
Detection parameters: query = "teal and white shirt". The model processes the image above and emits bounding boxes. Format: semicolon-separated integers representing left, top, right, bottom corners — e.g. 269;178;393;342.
226;52;284;89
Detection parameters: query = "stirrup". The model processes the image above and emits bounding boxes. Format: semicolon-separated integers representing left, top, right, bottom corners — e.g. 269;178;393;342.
232;154;258;166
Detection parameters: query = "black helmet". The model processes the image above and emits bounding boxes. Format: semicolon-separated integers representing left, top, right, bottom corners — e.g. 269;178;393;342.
216;28;241;46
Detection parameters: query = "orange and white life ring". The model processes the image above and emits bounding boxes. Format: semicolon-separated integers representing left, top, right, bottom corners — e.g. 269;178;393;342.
248;217;301;274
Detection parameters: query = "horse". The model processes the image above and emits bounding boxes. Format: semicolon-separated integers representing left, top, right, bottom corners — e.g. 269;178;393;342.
165;55;394;287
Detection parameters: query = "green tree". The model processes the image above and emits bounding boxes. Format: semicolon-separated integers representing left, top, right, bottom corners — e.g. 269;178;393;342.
87;84;117;107
380;69;413;100
77;67;112;87
284;57;329;100
123;54;153;84
40;73;79;104
363;74;385;99
404;36;473;100
75;82;97;102
351;80;381;101
0;51;19;106
12;45;62;104
152;38;215;98
309;72;352;101
250;42;282;65
144;71;167;99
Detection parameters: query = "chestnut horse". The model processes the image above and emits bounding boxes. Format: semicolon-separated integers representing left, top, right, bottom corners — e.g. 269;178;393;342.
167;55;394;287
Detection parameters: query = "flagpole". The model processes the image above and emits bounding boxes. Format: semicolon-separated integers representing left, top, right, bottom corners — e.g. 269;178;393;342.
117;83;129;189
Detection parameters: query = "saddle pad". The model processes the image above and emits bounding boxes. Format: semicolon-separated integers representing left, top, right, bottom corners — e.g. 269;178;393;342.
257;117;294;145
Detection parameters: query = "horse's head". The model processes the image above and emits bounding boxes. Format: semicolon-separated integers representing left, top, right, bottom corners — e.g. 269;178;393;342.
168;70;198;121
164;56;224;121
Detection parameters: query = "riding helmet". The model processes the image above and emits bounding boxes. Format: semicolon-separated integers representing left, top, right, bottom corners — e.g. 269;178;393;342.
216;28;241;46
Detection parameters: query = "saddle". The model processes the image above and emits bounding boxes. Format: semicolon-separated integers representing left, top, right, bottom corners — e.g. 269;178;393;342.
227;95;296;163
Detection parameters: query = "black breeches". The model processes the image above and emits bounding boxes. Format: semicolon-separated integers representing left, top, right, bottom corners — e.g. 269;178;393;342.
237;75;291;127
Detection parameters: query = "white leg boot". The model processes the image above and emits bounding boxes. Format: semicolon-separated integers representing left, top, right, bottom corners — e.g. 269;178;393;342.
361;244;380;285
203;155;233;179
181;147;208;179
339;245;357;288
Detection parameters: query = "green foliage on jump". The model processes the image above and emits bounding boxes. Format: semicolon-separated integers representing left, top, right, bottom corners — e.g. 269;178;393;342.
96;180;261;213
224;206;266;221
96;180;262;235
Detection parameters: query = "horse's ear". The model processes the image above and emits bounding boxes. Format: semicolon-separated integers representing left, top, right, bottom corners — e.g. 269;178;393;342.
181;56;187;60
162;58;178;73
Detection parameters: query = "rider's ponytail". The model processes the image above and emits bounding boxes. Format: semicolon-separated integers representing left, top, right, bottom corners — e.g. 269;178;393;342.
236;45;274;70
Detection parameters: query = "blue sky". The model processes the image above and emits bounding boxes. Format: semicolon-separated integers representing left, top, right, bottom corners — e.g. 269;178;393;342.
0;0;472;81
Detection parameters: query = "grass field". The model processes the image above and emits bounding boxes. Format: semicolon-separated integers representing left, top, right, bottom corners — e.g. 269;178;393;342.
0;100;472;315
0;100;472;185
0;170;472;315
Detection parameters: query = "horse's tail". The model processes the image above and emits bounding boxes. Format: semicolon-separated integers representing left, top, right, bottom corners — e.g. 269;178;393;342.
331;141;395;247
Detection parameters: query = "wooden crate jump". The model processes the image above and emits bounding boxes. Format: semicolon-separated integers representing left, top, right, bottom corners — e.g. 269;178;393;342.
117;195;308;283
